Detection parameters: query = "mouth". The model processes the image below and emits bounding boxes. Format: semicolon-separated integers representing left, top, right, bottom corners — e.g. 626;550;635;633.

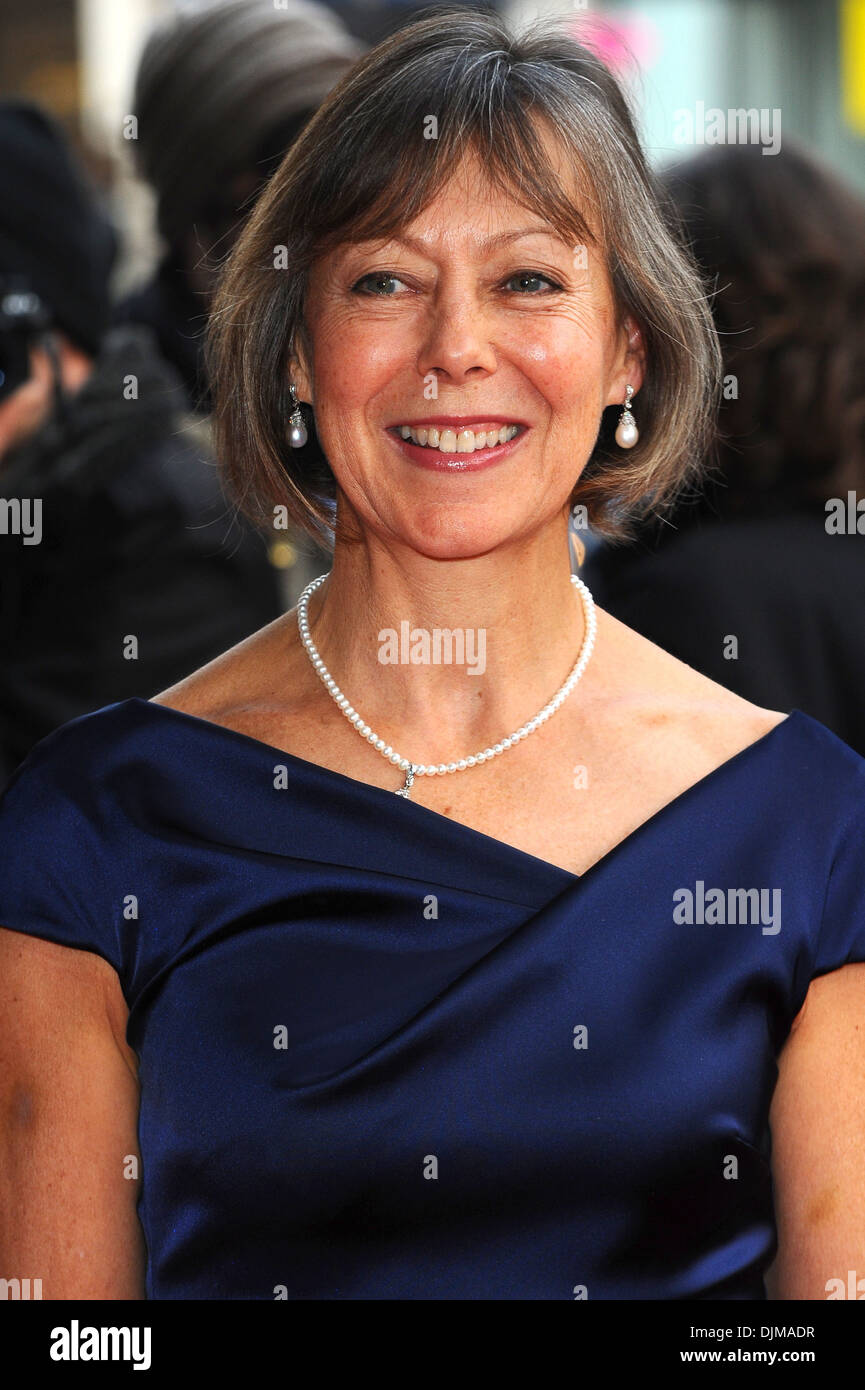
386;419;528;472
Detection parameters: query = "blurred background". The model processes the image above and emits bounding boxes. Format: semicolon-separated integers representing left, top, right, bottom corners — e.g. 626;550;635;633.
3;0;864;296
1;0;864;783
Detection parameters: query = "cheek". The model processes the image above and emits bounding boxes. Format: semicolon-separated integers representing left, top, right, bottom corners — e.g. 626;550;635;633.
508;330;607;420
311;317;407;413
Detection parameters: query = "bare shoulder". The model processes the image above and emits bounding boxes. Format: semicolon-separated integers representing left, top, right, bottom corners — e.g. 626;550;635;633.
589;605;790;765
150;610;303;726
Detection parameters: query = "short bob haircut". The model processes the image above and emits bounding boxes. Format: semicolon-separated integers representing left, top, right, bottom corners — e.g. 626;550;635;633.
208;5;722;548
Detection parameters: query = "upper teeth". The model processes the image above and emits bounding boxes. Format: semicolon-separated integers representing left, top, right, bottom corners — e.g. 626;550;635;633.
398;424;519;452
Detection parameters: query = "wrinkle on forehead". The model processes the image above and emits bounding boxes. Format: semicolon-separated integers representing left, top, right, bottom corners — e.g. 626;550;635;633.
327;115;605;262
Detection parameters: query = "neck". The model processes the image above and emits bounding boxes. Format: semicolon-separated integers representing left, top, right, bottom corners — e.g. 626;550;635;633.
300;520;590;753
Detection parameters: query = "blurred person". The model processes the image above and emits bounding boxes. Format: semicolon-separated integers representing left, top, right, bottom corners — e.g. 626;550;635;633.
115;0;365;414
0;102;283;787
115;0;364;604
1;11;864;1302
582;140;865;755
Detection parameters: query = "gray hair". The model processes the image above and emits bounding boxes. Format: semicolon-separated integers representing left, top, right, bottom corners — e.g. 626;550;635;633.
208;4;723;547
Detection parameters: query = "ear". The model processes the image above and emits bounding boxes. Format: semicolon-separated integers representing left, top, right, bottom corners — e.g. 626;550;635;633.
604;314;646;408
288;334;313;405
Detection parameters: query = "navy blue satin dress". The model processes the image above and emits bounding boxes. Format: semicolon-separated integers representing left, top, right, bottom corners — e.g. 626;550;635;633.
1;696;865;1300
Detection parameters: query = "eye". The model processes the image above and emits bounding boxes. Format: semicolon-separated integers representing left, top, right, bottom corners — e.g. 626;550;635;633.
503;270;564;294
350;272;409;296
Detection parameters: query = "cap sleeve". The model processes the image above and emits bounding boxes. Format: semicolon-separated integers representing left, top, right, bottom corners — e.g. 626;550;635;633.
814;781;865;977
0;744;122;977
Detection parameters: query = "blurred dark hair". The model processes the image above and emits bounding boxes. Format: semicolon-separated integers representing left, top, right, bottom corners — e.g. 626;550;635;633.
196;109;317;235
662;140;865;519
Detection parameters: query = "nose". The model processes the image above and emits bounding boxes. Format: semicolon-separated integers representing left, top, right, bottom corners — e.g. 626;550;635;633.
415;285;498;386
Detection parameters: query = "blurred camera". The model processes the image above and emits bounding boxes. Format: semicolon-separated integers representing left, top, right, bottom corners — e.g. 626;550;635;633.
0;276;50;404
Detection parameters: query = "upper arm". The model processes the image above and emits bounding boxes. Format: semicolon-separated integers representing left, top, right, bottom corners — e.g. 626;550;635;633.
765;961;865;1300
0;925;146;1299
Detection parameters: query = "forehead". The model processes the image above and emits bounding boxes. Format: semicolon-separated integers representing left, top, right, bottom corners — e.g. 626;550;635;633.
329;125;602;266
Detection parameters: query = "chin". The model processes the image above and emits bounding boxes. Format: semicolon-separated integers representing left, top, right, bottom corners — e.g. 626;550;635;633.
391;510;525;562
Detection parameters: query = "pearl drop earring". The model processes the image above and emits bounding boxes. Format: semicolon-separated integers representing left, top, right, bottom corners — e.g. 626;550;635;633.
615;384;638;449
287;382;308;449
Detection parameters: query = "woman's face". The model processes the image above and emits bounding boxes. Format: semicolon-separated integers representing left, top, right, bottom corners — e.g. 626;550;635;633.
291;135;644;560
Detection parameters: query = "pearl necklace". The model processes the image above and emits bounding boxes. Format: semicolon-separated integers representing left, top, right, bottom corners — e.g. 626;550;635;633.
296;571;597;798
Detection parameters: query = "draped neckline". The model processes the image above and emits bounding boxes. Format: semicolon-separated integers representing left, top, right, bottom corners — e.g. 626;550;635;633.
129;697;799;889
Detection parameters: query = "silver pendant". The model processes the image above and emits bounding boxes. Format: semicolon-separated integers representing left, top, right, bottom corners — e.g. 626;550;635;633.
395;765;415;798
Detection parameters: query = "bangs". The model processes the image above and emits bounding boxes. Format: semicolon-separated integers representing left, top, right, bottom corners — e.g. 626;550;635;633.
291;55;599;263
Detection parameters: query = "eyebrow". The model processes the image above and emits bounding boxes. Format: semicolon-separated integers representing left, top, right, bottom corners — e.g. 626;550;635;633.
362;226;570;257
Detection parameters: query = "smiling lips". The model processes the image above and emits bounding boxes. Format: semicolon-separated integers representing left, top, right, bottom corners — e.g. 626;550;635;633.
397;422;520;453
388;418;527;471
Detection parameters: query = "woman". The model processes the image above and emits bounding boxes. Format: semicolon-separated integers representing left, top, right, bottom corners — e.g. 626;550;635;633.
582;139;865;756
1;8;863;1301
